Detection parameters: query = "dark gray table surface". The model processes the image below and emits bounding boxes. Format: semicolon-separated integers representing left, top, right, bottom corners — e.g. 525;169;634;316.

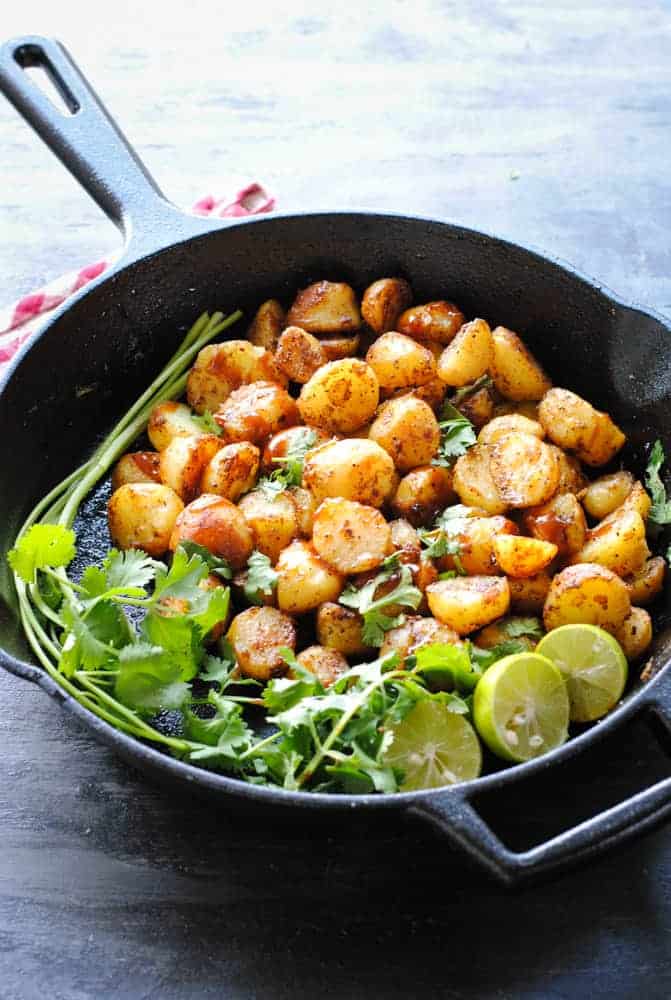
1;2;671;997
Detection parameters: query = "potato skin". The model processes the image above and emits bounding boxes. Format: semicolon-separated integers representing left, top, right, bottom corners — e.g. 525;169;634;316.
478;414;545;446
624;557;666;606
489;432;560;508
287;486;316;537
294;646;349;688
509;572;552;614
543;563;631;633
426;576;510;635
493;535;558;578
365;332;436;390
379;615;461;660
570;508;649;578
169;494;254;568
391;466;456;526
458;386;495;430
159;434;223;503
475;618;539;651
312;498;392;574
200;442;260;502
318;334;361;361
361;278;413;334
275;540;344;613
247;299;286;352
227;606;296;681
617;481;651;521
552;447;589;496
111;452;161;491
214;380;299;445
438;515;518;576
437;319;493;387
108;484;184;558
613;607;653;661
579;471;634;521
298;359;380;434
302;437;396;507
261;426;332;472
452;444;508;515
369;396;440;472
316;602;371;657
287;281;361;334
397;301;465;344
147;401;204;451
490;326;552;401
523;492;587;558
538;388;625;466
238;489;298;564
186;341;287;414
275;326;327;383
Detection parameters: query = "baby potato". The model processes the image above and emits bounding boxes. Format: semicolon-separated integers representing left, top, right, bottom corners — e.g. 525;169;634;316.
227;606;296;681
361;277;413;333
579;471;634;521
452;444;508;515
490;326;552;401
369;396;440;472
316;602;371;657
390;518;422;558
170;494;254;568
246;298;286;352
286;281;361;334
397;301;465;345
318;334;361;361
578;411;627;467
478;414;545;446
543;563;631;633
294;646;349;688
475;617;539;651
439;515;519;576
302;437;396;507
214;380;299;445
553;447;588;496
312;498;392;574
493;535;558;578
287;486;316;537
108;483;184;557
427;576;511;635
238;489;298;564
298;358;380;434
380;615;461;660
489;432;560;508
613;607;653;662
391;466;456;527
571;508;649;578
523;492;587;558
458;386;495;430
538;388;625;466
437;319;493;387
262;426;332;472
624;557;666;606
509;571;552;614
275;540;344;613
111;452;161;491
186;340;287;414
147;401;205;451
366;332;436;390
159;434;223;503
409;376;447;412
275;326;327;383
200;441;260;502
492;400;540;421
618;481;652;521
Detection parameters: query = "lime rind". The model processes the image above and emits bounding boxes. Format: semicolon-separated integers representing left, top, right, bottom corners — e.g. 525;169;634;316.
536;624;628;723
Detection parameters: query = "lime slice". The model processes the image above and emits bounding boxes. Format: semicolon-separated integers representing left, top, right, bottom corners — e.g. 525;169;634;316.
536;624;628;723
473;652;569;762
383;701;482;790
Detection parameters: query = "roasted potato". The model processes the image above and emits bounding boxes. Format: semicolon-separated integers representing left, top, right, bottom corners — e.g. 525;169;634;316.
312;498;392;574
169;494;254;568
287;486;316;537
227;606;296;681
579;471;635;521
389;518;422;558
509;572;552;614
238;489;298;564
570;508;649;578
438;515;519;576
379;615;461;660
287;281;361;334
318;334;361;361
275;540;344;613
214;380;299;445
200;441;260;502
108;483;184;557
294;646;349;688
618;481;652;521
624;557;666;606
111;452;161;491
538;388;625;466
261;426;332;472
543;563;631;633
457;386;495;430
369;395;440;472
159;434;223;502
391;466;456;526
523;493;587;558
426;576;511;635
275;326;327;383
475;617;539;651
552;447;588;496
302;437;396;507
408;376;448;412
316;602;371;658
613;607;653;662
452;444;508;515
186;340;287;414
478;414;545;446
492;400;540;421
488;432;560;508
493;535;558;578
147;401;205;451
366;332;436;390
437;319;493;387
298;358;379;434
397;301;465;344
361;278;413;333
247;298;286;352
490;326;552;401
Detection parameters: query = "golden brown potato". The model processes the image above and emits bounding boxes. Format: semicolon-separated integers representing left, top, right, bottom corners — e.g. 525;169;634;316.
458;386;495;430
186;340;287;414
490;326;552;401
571;508;649;578
361;278;413;333
475;617;539;651
579;471;635;521
365;332;436;390
624;557;666;606
369;396;440;472
169;494;254;568
312;498;392;574
238;489;298;564
214;381;299;445
543;563;631;633
108;483;184;558
489;432;560;508
427;576;510;635
275;540;344;613
287;486;316;537
379;615;461;660
302;437;396;507
552;447;588;496
391;466;456;527
389;518;422;557
408;377;448;412
318;334;361;361
275;326;327;383
147;401;205;451
298;358;379;434
227;606;296;681
493;535;558;578
111;452;161;491
478;414;545;446
579;411;627;467
246;299;286;352
613;607;653;662
618;481;652;521
200;441;260;502
452;444;508;515
523;493;587;558
287;281;361;334
538;388;625;467
316;602;371;657
438;515;519;576
397;301;465;344
509;572;552;614
492;400;540;421
437;319;493;387
159;434;223;503
261;426;331;472
294;646;349;688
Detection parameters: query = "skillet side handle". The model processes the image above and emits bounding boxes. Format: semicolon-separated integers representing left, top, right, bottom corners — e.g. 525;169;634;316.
0;36;203;250
408;673;671;887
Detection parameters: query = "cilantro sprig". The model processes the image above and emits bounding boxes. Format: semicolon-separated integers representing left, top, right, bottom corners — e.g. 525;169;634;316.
256;427;318;498
339;554;422;646
432;401;477;469
646;440;671;526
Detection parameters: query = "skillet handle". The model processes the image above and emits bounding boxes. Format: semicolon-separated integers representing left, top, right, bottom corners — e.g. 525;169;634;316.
0;35;207;251
409;670;671;886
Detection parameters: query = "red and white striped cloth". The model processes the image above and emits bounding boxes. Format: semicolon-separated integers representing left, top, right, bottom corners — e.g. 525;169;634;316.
0;183;274;377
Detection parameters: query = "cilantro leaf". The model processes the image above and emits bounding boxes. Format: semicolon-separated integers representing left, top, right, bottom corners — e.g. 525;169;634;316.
361;610;404;647
60;598;133;673
432;402;476;468
152;547;209;603
79;565;109;599
114;643;189;712
326;742;398;794
187;691;254;757
244;551;278;604
8;524;76;583
192;410;223;436
499;617;544;640
141;612;203;681
257;428;319;497
412;642;483;693
199;653;236;684
339;563;422;647
646;440;671;525
451;375;494;407
469;639;527;671
176;541;232;580
103;548;159;591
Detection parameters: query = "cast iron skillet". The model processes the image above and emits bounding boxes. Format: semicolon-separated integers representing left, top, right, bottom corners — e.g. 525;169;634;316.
1;36;671;886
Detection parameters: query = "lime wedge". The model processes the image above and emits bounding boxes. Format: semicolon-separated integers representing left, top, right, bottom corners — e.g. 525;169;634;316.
536;624;628;723
383;701;482;790
473;652;569;762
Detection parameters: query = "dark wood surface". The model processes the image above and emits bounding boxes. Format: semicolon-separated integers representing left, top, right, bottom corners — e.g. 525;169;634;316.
2;2;671;997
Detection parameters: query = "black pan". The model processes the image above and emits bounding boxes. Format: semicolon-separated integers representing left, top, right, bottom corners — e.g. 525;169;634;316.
1;35;670;886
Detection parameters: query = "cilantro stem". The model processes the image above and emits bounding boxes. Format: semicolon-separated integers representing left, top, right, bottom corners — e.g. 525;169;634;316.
236;730;282;760
28;583;65;626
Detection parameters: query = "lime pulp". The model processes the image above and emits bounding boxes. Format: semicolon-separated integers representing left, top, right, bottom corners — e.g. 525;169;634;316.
536;624;628;723
383;700;482;790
